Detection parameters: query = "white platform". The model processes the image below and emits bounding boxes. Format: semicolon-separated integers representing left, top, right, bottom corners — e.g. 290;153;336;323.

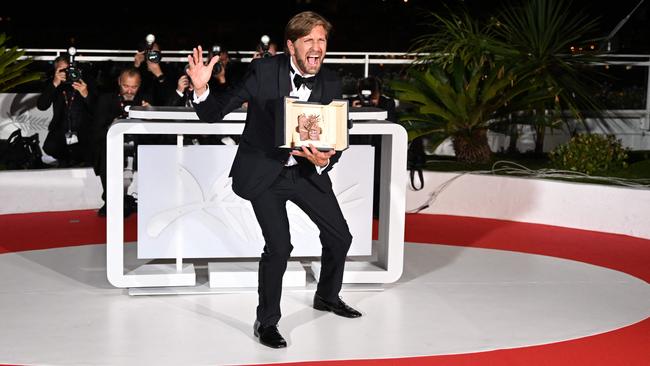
208;261;306;288
126;263;196;287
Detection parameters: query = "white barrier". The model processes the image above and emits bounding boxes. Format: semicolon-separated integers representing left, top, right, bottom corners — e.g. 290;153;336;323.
2;163;649;241
104;108;407;289
406;171;650;240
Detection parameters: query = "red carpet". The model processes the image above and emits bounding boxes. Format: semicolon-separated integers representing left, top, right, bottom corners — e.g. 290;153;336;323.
0;210;137;254
1;211;649;365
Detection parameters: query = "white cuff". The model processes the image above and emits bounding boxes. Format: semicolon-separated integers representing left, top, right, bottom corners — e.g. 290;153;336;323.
315;159;330;175
192;86;210;104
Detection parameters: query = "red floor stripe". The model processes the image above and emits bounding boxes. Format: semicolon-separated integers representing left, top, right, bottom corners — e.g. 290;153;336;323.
405;214;650;283
1;211;649;365
0;210;137;254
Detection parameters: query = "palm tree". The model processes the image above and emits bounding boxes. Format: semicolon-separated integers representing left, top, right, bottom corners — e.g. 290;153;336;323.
492;0;604;153
0;33;42;92
392;58;544;163
393;0;605;161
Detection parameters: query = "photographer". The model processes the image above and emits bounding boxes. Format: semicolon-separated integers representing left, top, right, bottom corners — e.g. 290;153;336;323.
37;55;95;167
207;45;237;93
92;67;150;217
133;37;176;106
169;45;232;105
350;76;396;121
171;72;194;107
252;37;278;59
169;66;237;146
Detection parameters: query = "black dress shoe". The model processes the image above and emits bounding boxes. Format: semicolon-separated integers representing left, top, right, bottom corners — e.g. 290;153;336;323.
313;294;362;318
254;320;287;348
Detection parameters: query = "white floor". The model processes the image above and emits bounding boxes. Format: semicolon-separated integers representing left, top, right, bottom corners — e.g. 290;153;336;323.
1;242;650;365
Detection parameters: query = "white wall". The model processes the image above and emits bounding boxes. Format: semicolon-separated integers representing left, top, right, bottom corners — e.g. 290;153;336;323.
0;168;103;214
406;171;650;240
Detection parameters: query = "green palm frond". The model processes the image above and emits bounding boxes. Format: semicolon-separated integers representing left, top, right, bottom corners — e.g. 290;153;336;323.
0;34;43;92
391;57;536;137
493;0;604;122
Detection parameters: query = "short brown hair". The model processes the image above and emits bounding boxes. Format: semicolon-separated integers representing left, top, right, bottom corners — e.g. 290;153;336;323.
284;11;332;47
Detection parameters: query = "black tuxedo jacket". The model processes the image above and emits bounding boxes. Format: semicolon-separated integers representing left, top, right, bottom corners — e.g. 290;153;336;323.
194;54;344;200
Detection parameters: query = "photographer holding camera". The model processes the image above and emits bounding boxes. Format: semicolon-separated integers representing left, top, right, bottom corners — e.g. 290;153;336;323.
208;44;239;93
170;45;232;106
37;54;95;167
133;35;176;106
350;76;396;122
253;35;278;59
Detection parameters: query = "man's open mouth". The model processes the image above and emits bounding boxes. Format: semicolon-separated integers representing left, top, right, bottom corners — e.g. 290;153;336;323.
307;55;320;66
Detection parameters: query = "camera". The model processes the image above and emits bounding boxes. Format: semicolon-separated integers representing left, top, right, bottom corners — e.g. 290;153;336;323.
356;77;382;107
119;98;137;119
209;45;223;75
358;89;374;107
146;49;162;63
62;47;83;84
63;65;83;83
142;34;162;63
259;35;272;58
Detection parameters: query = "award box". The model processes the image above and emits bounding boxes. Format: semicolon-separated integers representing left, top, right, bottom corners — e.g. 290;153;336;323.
277;97;349;151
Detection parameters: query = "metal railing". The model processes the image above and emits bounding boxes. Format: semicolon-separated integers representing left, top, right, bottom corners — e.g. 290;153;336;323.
17;49;650;126
18;48;422;76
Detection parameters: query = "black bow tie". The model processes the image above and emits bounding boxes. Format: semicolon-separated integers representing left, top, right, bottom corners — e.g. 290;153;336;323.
293;74;315;90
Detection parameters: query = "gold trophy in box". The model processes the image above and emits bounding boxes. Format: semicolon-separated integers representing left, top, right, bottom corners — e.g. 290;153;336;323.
278;97;349;151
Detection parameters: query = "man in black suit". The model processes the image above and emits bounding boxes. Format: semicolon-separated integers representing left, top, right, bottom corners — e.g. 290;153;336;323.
187;11;361;349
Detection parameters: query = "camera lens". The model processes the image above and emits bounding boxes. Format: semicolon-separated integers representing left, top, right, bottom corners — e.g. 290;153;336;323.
146;50;161;63
69;67;82;82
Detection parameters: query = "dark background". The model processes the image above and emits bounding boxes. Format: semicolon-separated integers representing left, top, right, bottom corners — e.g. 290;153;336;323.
1;0;648;53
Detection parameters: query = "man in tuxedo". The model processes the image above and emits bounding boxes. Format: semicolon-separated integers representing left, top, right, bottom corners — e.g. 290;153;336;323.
187;11;361;349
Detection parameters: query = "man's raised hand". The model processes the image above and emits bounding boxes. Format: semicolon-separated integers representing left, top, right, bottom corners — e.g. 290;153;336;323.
186;45;219;97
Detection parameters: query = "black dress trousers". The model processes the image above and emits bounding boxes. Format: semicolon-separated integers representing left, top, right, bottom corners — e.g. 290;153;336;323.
250;165;353;326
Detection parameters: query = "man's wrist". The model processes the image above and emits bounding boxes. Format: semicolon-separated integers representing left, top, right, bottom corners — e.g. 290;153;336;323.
195;85;208;97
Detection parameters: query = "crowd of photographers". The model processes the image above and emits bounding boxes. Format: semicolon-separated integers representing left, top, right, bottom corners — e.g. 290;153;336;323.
33;35;396;217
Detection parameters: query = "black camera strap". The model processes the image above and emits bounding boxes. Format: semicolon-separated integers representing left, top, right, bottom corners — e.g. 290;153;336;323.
62;89;77;133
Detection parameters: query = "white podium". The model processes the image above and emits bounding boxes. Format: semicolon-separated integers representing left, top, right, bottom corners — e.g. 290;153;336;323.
106;107;407;289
